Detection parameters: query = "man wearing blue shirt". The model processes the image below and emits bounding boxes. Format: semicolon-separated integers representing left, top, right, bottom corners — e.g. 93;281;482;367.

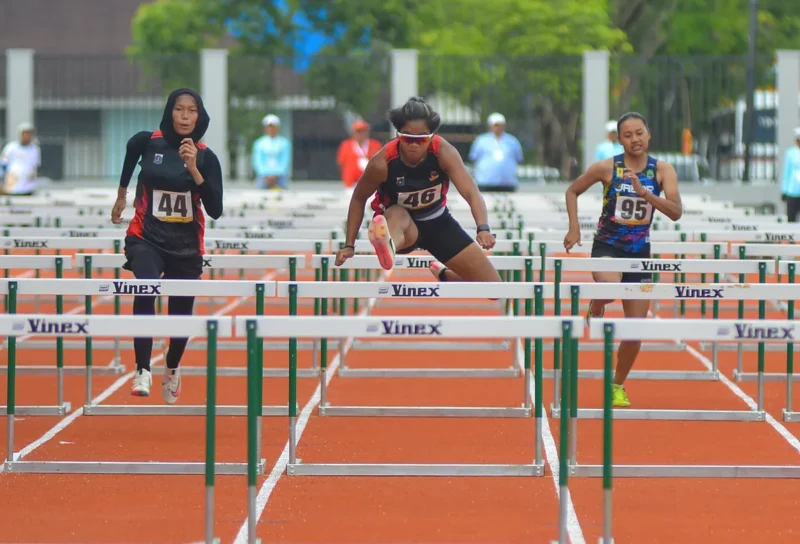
782;127;800;222
252;114;292;190
469;112;523;192
594;120;624;161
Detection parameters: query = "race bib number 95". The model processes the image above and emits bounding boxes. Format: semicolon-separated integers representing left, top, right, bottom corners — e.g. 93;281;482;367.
153;190;193;223
397;185;442;210
614;195;652;226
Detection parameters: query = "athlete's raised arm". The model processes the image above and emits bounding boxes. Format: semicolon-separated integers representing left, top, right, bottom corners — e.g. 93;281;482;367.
563;159;613;252
438;138;495;250
337;150;388;266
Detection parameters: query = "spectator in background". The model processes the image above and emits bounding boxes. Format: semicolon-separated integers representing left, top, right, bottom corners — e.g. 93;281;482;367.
469;112;523;192
781;127;800;222
0;122;41;196
252;114;291;190
337;119;382;193
595;120;624;161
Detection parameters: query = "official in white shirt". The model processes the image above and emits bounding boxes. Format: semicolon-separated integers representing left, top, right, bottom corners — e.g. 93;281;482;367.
0;122;41;195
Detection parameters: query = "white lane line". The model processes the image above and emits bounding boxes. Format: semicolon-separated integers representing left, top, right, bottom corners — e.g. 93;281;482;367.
521;344;587;544
233;270;389;544
4;271;277;468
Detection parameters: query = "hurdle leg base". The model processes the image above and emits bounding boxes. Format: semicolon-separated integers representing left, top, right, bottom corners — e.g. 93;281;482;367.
84;404;297;417
0;403;71;416
4;459;267;475
549;406;764;422
569;463;800;478
783;410;800;422
337;367;520;378
319;406;531;418
541;369;718;381
734;371;800;382
286;462;545;476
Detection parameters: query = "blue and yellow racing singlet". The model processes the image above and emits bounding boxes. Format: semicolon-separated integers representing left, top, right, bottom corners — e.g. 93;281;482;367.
594;154;660;253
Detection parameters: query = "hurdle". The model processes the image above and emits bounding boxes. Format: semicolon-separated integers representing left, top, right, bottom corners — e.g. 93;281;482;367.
235;314;582;476
279;281;549;419
72;252;327;373
571;316;800;478
4;314;265;476
553;278;789;423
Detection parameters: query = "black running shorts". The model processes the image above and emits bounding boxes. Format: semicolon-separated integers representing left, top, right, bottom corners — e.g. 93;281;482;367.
123;236;203;280
395;209;475;264
590;239;652;283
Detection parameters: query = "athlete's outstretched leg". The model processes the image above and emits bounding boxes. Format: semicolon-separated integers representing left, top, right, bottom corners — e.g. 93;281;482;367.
611;299;651;407
369;205;419;270
439;244;501;282
127;246;164;397
161;294;195;404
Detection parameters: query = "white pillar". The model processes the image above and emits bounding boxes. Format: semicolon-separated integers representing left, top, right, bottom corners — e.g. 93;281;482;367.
390;49;419;138
582;50;610;173
6;49;35;144
200;49;229;178
777;50;800;185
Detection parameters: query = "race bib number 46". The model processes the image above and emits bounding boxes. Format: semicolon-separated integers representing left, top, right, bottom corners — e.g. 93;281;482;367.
397;185;442;210
614;195;652;226
153;190;193;223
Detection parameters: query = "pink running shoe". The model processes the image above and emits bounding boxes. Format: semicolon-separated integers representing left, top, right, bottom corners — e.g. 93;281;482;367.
368;215;396;270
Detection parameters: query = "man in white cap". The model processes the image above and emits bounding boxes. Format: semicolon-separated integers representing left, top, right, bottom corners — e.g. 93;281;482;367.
252;113;292;190
595;120;624;161
468;112;523;192
781;127;800;222
0;122;41;195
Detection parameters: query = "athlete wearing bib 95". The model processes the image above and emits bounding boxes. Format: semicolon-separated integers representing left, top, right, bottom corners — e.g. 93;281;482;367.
336;97;501;285
111;88;224;403
563;112;683;409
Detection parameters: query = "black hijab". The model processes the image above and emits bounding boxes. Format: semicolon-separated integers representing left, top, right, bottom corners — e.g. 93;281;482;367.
159;88;210;148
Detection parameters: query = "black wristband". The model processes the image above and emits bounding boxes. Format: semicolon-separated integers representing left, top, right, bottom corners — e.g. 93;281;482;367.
477;224;491;233
344;245;355;250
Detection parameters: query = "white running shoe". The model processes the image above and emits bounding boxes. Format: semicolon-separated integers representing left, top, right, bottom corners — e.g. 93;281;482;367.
131;368;152;397
162;367;182;405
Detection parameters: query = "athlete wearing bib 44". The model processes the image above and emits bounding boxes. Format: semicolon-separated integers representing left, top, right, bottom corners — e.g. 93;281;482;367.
564;112;683;409
111;88;224;403
336;97;501;285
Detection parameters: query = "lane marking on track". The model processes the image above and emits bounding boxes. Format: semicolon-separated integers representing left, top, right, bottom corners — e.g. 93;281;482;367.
233;270;390;544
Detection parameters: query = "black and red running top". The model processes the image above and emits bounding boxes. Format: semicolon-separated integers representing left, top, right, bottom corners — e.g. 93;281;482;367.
369;135;450;222
118;89;223;259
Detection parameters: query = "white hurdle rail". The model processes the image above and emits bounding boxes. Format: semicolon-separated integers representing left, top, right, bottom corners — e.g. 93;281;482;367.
235;314;584;477
576;317;800;479
3;314;265;476
553;279;778;423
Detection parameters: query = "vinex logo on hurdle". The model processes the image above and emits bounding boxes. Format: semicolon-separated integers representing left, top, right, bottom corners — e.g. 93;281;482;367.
716;323;796;340
99;281;162;295
367;320;443;336
14;318;90;335
214;240;249;250
379;284;441;298
6;238;49;249
674;286;724;299
631;260;682;272
401;257;435;269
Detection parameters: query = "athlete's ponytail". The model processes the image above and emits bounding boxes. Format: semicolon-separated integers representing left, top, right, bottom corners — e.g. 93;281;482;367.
388;97;442;133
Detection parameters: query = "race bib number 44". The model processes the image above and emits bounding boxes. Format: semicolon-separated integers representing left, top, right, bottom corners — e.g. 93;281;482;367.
153;190;193;223
614;195;652;226
397;185;442;210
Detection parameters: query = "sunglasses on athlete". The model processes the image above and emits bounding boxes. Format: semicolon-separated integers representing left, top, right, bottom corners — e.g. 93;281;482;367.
397;132;434;145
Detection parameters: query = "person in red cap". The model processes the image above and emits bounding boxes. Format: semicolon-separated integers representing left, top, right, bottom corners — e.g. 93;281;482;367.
337;119;382;191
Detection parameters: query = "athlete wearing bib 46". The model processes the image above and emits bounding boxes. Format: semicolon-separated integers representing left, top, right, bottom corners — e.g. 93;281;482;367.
111;88;224;403
335;97;501;285
563;112;683;409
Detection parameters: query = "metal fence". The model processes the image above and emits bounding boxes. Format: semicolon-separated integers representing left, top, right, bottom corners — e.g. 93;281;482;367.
609;54;778;182
4;51;787;183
